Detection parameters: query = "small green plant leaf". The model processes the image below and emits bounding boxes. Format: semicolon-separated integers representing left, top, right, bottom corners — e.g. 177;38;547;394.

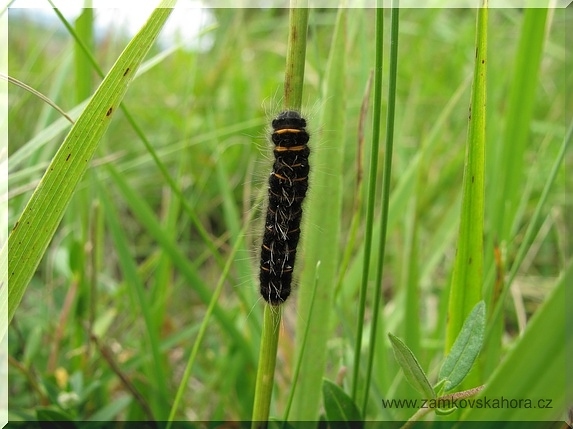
388;333;435;399
322;379;362;427
439;300;485;391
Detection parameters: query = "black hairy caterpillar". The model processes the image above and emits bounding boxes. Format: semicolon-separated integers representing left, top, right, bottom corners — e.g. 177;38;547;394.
260;110;310;305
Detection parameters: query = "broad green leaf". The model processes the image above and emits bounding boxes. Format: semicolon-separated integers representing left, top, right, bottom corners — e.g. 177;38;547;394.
3;3;175;328
322;379;362;426
388;333;435;400
439;300;485;391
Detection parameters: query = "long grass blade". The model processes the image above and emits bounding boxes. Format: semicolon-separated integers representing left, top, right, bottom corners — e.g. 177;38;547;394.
352;4;383;402
362;4;400;414
73;8;94;103
290;5;346;420
3;3;175;327
445;4;487;352
49;1;228;274
0;74;74;124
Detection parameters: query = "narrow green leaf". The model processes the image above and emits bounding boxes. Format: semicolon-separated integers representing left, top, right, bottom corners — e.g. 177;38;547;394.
74;8;94;103
439;300;485;391
490;8;548;244
446;5;487;352
0;74;74;124
4;4;175;325
388;333;435;400
363;5;400;414
322;379;363;426
342;76;471;298
168;208;253;426
291;6;346;420
352;5;383;403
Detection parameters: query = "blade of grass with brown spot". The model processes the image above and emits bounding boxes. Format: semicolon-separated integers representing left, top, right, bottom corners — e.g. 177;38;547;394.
3;2;176;329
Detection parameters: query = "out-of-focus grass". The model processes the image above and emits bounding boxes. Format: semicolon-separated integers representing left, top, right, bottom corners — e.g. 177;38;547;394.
6;7;571;423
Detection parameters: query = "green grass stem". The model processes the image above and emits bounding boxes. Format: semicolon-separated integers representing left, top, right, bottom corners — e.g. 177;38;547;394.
352;5;383;402
251;306;281;425
282;261;320;422
362;4;400;415
251;3;309;423
283;3;308;110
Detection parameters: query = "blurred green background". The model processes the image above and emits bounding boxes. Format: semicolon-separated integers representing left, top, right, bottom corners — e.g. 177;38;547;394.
6;6;572;423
